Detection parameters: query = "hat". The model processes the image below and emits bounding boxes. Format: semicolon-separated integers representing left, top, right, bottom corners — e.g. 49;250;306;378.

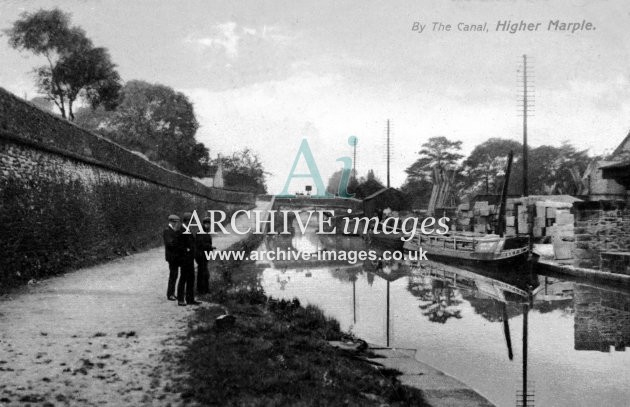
202;217;211;223
168;214;180;221
182;212;192;220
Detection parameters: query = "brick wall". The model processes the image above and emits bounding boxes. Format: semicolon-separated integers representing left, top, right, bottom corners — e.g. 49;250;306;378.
0;88;254;290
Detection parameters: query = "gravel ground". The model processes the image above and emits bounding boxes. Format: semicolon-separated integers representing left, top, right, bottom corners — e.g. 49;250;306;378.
0;247;205;406
0;201;271;406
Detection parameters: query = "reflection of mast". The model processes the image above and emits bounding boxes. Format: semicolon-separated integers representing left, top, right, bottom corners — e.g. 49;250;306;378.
502;303;513;360
517;304;534;407
350;273;357;324
523;305;528;407
386;280;391;346
353;279;356;323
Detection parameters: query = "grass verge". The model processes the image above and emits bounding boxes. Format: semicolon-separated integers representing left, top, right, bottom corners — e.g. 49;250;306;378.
174;251;429;405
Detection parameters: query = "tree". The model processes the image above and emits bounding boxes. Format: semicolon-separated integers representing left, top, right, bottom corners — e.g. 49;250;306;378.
75;80;209;177
527;142;591;195
353;170;383;199
402;136;463;209
461;138;522;195
400;178;433;209
218;149;268;194
461;138;593;196
326;169;358;196
405;136;463;182
6;8;121;120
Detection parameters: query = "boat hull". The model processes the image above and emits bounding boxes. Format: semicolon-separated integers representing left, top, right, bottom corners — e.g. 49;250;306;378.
404;234;529;266
365;232;406;251
421;247;529;267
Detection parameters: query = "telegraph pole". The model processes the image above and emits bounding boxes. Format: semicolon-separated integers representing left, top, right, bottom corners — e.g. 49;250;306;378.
518;55;534;197
386;119;391;188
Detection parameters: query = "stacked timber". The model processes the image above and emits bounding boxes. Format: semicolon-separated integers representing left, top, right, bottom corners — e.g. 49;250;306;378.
472;201;496;234
427;167;456;216
533;201;575;239
456;203;473;231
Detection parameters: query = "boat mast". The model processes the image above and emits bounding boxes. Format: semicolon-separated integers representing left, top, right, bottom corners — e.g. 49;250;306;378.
497;151;514;237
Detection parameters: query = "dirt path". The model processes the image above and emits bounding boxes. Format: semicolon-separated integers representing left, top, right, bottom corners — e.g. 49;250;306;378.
0;201;271;406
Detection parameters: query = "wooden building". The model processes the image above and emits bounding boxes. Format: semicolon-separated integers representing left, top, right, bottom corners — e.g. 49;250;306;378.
362;187;407;218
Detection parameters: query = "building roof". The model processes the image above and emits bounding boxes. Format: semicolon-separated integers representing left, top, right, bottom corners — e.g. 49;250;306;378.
600;161;630;170
611;130;630;158
363;187;401;201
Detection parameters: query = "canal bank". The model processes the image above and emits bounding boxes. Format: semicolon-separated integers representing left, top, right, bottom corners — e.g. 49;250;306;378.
534;257;630;286
362;345;494;407
179;231;494;406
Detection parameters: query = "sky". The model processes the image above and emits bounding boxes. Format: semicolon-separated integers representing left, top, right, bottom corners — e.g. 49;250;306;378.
1;0;629;194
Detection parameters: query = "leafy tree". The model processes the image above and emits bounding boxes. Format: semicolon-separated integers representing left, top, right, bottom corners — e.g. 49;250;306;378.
405;136;463;182
402;136;462;209
5;8;121;120
400;178;433;209
218;148;268;194
461;138;593;196
527;142;591;195
353;169;384;199
75;80;209;177
326;169;358;196
461;138;522;196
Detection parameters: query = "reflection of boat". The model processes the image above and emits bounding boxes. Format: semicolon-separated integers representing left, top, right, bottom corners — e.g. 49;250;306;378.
414;261;531;304
411;260;534;402
318;234;366;252
404;232;529;265
362;221;408;251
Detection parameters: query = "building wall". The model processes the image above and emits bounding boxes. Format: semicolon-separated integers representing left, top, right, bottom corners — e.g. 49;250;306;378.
584;160;626;200
573;203;630;270
0;88;254;290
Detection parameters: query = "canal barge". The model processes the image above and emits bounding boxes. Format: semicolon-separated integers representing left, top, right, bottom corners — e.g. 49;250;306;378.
403;231;529;265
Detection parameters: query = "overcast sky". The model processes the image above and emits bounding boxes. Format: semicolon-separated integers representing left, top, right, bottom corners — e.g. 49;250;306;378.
1;0;629;193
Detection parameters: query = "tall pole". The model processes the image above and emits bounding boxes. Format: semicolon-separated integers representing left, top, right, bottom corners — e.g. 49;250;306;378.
522;55;529;197
353;142;357;175
386;119;391;189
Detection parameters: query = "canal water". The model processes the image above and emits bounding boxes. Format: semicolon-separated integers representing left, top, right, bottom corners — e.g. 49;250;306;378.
254;222;630;407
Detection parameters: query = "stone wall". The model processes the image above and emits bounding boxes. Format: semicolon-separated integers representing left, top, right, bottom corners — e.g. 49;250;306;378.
574;284;630;352
573;201;630;270
0;88;254;290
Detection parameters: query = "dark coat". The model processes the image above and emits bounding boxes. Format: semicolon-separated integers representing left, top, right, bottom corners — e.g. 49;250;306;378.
163;227;181;263
195;233;214;255
178;230;196;262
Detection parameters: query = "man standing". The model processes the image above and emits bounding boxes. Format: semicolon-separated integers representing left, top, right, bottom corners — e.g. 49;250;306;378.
195;217;215;295
177;212;201;306
162;214;181;301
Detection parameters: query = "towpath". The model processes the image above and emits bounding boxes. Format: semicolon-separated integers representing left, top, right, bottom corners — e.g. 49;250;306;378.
0;200;271;406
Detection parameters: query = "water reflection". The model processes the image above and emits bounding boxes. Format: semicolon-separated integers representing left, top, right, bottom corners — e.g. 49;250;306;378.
257;221;630;407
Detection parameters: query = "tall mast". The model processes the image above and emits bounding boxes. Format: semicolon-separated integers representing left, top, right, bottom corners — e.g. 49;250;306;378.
497;151;514;237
